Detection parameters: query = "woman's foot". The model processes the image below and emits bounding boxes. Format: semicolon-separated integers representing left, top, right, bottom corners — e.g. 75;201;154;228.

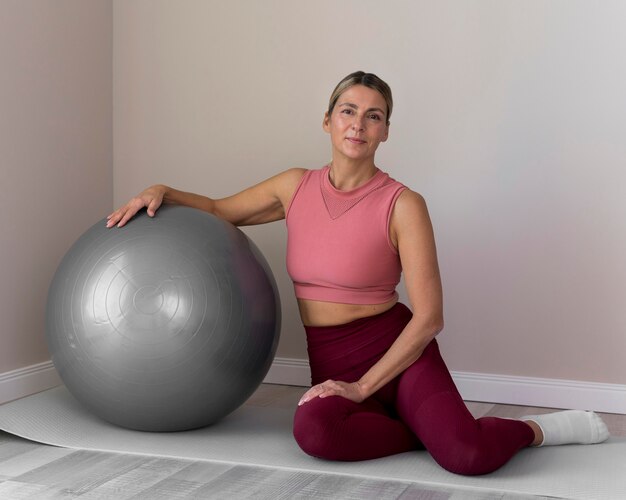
522;410;609;447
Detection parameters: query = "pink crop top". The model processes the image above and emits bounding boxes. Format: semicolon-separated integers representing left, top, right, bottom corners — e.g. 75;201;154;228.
286;165;407;305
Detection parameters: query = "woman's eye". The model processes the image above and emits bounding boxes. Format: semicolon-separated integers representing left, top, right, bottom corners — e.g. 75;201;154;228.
369;114;381;121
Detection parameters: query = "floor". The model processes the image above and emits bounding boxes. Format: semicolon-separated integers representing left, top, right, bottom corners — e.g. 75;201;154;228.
0;383;624;499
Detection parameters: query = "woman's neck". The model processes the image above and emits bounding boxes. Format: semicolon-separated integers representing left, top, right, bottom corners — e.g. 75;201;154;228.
328;159;378;191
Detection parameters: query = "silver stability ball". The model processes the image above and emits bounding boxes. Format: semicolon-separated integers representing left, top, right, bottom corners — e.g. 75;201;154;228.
46;205;281;431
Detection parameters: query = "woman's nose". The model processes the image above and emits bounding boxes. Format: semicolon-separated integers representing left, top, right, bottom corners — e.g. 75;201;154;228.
352;115;365;131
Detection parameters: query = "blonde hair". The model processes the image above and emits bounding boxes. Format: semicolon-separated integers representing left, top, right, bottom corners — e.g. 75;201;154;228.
328;71;393;125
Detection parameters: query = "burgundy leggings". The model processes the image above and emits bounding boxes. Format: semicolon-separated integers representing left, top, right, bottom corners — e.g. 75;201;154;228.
293;303;534;476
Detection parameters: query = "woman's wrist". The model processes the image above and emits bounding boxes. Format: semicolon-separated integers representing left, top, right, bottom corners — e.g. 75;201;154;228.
354;380;372;400
155;184;172;203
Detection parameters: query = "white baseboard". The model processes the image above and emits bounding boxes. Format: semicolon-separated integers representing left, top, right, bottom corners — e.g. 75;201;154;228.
263;357;311;387
452;371;626;414
264;357;626;414
0;361;61;405
3;359;624;415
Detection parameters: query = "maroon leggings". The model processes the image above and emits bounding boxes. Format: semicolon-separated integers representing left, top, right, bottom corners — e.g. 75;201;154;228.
293;303;534;476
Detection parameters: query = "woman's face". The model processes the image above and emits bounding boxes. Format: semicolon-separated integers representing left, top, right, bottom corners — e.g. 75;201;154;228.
323;84;389;164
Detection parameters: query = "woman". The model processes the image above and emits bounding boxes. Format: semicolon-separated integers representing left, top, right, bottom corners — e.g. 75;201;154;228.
107;71;609;475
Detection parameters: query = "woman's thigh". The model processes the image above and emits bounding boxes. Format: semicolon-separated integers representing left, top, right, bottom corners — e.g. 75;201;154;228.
293;393;420;461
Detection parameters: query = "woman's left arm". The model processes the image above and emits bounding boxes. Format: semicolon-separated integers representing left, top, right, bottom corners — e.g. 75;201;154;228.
298;190;444;405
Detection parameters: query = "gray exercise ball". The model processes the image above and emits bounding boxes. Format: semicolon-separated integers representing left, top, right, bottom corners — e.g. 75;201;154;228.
46;205;281;431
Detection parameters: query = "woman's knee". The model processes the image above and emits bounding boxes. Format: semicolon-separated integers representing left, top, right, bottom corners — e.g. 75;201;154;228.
429;434;506;476
433;444;486;476
293;398;333;458
424;416;530;476
293;396;352;460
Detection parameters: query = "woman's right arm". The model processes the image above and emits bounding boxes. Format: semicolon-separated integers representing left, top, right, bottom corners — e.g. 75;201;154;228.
107;168;306;228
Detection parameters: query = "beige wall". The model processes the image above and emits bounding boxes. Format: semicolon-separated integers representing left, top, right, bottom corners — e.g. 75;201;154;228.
4;1;622;387
0;1;112;372
114;0;626;385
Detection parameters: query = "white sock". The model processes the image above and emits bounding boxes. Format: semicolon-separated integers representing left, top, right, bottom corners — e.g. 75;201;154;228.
522;410;609;446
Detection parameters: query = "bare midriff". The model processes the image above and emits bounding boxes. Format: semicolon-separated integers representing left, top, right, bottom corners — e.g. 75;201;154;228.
297;297;399;327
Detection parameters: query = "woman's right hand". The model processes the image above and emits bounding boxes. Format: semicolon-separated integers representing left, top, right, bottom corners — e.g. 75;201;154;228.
106;184;168;228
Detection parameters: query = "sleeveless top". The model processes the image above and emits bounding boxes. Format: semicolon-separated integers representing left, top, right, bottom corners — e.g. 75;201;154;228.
285;165;407;304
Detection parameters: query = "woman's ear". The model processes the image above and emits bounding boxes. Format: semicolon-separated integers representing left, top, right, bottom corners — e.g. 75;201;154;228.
382;122;390;142
322;111;330;133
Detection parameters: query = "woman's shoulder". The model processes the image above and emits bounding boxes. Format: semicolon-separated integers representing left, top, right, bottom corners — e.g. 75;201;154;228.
282;165;328;177
275;167;308;189
392;188;430;227
388;188;435;252
277;165;330;189
270;168;309;210
396;187;426;204
282;167;309;178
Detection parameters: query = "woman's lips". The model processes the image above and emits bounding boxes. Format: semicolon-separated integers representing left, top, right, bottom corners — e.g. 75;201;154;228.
346;137;366;144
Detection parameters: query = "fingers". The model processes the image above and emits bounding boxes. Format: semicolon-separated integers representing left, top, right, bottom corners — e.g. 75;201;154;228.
107;186;166;228
106;195;163;228
106;203;139;228
298;380;342;406
105;211;123;228
298;385;321;406
298;380;367;406
116;207;138;228
146;197;162;217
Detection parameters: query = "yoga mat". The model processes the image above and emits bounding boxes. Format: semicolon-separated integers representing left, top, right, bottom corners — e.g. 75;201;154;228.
1;386;625;499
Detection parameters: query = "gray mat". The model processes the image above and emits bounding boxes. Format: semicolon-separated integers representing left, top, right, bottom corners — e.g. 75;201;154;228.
1;386;625;500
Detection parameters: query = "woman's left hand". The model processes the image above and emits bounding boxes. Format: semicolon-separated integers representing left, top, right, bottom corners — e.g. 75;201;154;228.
298;379;366;406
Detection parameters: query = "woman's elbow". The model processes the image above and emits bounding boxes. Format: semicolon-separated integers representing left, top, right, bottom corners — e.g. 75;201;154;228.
416;313;444;341
429;317;444;339
433;317;444;337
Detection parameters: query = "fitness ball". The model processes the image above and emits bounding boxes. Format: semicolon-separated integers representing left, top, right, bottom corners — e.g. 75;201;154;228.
46;205;281;431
